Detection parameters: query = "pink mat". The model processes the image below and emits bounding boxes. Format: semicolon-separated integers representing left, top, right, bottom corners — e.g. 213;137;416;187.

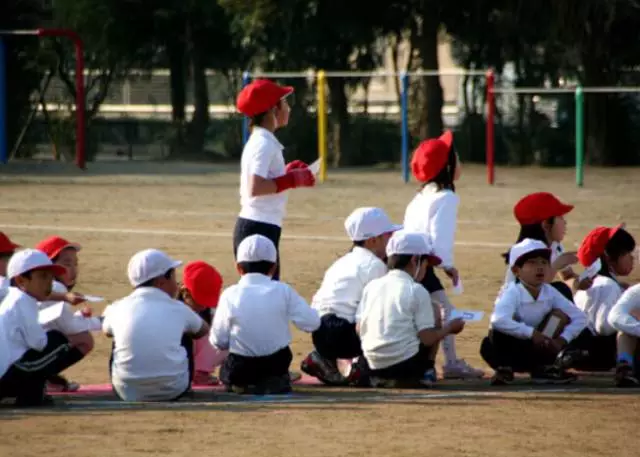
48;374;322;397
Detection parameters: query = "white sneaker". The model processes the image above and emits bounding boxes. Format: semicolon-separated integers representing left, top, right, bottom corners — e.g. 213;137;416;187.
442;359;485;379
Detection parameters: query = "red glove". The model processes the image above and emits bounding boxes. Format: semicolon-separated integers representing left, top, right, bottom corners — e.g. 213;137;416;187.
285;160;308;172
274;168;315;192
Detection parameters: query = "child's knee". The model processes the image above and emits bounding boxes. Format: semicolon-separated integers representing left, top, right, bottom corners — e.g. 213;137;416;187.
67;331;94;355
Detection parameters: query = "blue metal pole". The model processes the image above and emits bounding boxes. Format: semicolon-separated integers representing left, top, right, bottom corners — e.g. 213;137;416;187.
400;71;409;183
0;39;7;164
242;71;251;145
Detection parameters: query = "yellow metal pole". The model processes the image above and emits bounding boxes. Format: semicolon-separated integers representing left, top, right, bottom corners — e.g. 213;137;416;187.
316;70;327;183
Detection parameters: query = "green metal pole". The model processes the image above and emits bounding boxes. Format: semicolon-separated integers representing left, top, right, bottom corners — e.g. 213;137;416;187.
575;85;584;187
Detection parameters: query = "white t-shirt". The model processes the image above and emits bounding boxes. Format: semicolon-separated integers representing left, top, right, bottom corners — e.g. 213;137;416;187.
311;247;387;323
0;288;48;378
574;275;623;336
239;126;288;226
356;270;435;370
403;183;459;269
211;273;320;357
0;276;9;303
39;280;102;335
490;282;588;341
503;241;566;287
102;287;204;401
608;284;640;338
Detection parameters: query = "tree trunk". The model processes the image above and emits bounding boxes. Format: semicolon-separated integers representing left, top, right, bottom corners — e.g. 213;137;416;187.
187;29;210;155
167;34;187;155
582;60;609;165
327;76;350;167
416;12;444;139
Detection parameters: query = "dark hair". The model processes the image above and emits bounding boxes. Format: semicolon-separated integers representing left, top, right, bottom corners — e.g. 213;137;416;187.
0;252;14;260
10;271;32;287
352;240;366;248
502;218;555;264
598;228;636;278
424;143;458;192
387;254;413;270
238;261;275;275
249;100;283;129
137;268;175;288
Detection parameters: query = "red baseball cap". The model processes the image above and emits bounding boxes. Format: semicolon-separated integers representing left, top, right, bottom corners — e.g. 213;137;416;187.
0;232;20;254
35;236;82;260
513;192;574;225
183;261;223;309
577;225;623;267
236;79;294;117
411;130;453;183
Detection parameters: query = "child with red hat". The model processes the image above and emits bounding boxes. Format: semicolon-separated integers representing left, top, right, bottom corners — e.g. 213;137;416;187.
0;232;21;303
403;130;483;379
502;192;589;297
234;79;316;281
570;225;639;386
179;260;226;386
35;236;101;392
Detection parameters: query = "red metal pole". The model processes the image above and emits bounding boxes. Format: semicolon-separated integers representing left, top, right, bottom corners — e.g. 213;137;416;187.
485;70;495;186
37;28;85;170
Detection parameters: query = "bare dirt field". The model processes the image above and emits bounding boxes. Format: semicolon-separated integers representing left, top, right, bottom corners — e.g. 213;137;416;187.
1;162;639;457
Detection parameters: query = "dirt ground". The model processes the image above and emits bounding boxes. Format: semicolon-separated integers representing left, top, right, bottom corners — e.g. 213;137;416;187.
1;162;639;457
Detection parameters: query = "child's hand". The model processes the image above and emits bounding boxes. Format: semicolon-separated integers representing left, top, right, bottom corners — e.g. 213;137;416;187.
552;252;579;272
446;318;465;335
531;330;549;347
574;276;594;291
65;292;86;305
444;267;460;286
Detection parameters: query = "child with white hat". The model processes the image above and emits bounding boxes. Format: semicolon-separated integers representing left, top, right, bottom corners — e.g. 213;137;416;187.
480;239;588;386
0;232;20;303
301;207;401;385
102;249;210;402
0;249;87;407
211;234;320;394
356;230;465;388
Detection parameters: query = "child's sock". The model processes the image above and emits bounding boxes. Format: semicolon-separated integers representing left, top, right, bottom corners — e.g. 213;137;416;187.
430;290;458;365
618;352;634;366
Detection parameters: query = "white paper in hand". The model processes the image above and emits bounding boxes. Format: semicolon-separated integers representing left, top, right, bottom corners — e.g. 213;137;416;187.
308;159;321;175
83;295;105;303
38;302;65;326
450;309;485;322
578;258;601;282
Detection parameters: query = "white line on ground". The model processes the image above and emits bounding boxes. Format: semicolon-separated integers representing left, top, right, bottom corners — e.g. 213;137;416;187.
0;223;510;248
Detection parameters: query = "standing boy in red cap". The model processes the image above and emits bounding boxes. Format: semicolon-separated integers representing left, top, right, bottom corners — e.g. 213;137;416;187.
234;79;316;280
0;232;20;303
0;249;88;406
403;131;484;379
179;260;226;385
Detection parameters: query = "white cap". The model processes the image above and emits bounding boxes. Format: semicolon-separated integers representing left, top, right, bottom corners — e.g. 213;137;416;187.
385;230;441;262
127;249;183;287
344;207;402;242
237;234;277;263
7;248;66;279
508;238;551;267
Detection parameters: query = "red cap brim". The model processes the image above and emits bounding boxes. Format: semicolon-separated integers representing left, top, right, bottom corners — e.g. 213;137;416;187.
33;264;67;277
439;130;453;149
427;254;442;267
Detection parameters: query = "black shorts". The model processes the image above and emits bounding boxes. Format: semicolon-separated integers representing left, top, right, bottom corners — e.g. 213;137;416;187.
220;346;292;387
368;345;434;380
312;314;362;360
233;217;282;280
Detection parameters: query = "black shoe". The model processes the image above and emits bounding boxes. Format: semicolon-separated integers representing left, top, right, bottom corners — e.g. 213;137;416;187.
615;362;640;387
490;367;514;386
531;366;577;385
15;394;55;408
300;351;346;386
555;348;589;370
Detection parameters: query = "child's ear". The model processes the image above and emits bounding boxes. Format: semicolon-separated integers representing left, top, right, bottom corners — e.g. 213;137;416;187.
236;264;244;276
268;264;277;277
511;265;520;276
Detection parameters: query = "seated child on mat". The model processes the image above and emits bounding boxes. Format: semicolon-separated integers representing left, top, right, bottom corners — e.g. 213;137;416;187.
607;284;640;386
571;226;638;386
103;249;209;402
211;234;320;394
302;207;400;385
481;239;588;386
0;250;88;407
179;260;227;386
36;236;100;392
0;232;20;303
356;230;465;388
